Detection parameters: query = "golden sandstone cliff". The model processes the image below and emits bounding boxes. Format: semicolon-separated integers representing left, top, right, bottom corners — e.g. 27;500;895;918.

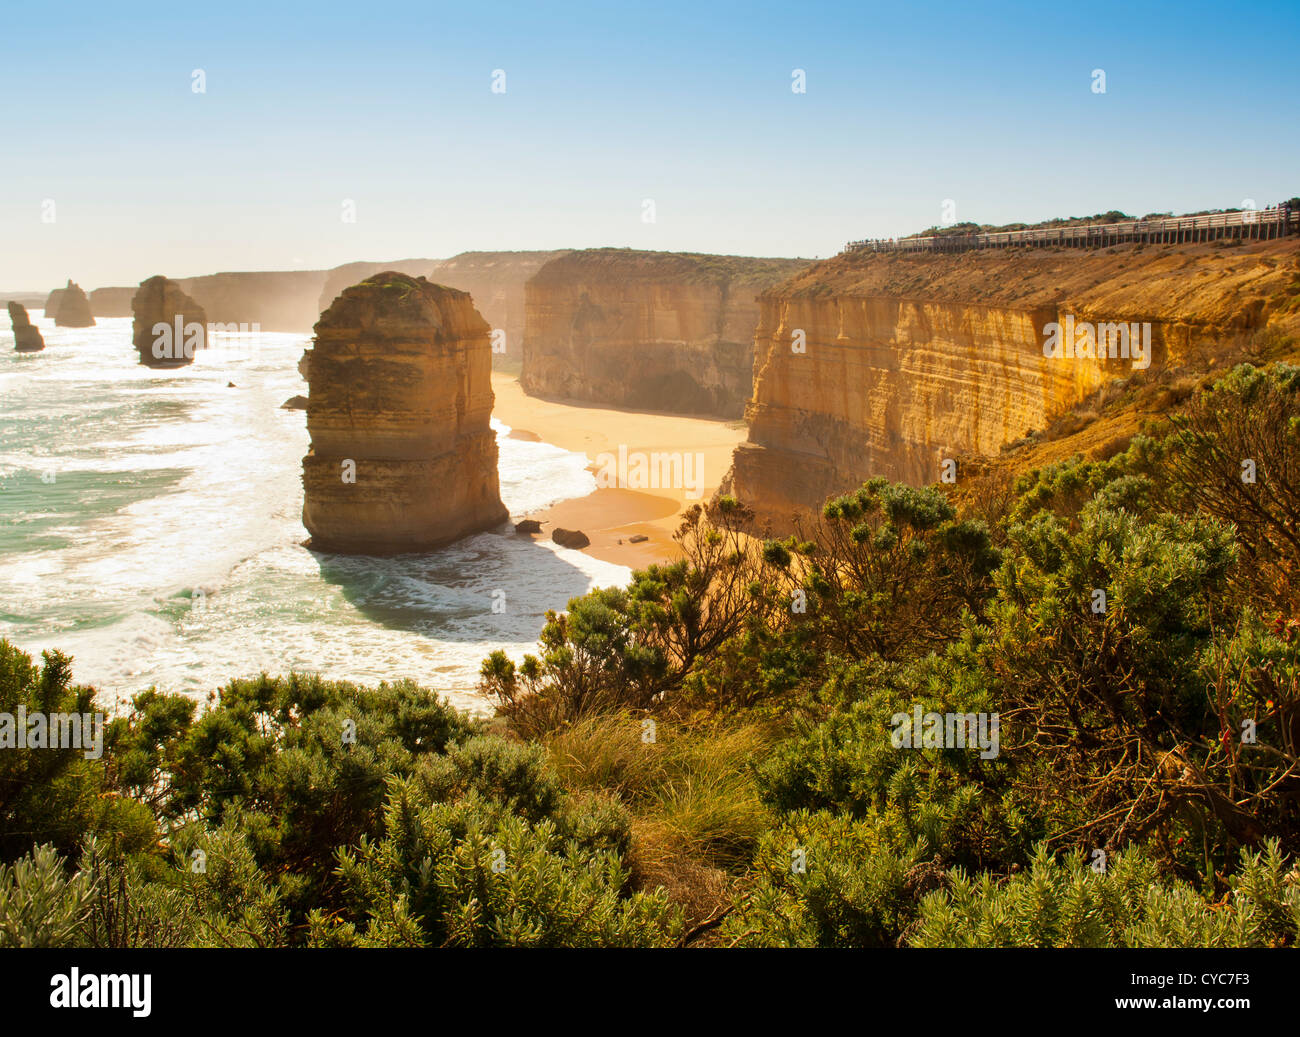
724;240;1300;528
521;249;808;417
300;272;507;554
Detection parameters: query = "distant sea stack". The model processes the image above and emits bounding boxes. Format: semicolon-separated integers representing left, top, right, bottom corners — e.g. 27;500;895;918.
8;302;45;351
521;249;808;418
131;276;208;367
43;287;65;316
53;280;95;327
300;271;508;554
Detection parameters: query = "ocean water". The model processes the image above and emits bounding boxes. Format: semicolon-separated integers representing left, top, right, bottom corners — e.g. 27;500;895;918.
0;312;630;714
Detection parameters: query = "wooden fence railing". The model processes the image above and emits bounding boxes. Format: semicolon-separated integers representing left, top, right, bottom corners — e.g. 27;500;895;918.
843;203;1299;255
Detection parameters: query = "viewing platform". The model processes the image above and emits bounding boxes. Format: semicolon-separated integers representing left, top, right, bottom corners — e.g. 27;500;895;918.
843;203;1299;255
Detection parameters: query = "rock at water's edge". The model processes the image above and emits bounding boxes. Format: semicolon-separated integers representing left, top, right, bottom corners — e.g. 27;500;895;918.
300;271;509;554
8;302;45;351
131;276;208;367
552;527;590;549
53;280;95;328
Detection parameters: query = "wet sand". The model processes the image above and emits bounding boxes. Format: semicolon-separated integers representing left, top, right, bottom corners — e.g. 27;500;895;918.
491;373;747;568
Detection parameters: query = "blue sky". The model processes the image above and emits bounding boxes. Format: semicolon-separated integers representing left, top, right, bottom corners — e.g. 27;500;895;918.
2;0;1297;289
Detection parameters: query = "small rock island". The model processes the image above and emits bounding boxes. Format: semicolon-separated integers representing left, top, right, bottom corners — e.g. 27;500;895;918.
131;276;208;367
8;302;46;351
53;280;95;328
300;272;508;554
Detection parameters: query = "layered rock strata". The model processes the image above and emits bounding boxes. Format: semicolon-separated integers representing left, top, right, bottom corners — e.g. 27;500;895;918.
131;276;208;367
723;240;1300;529
300;272;507;554
8;302;45;351
521;249;808;417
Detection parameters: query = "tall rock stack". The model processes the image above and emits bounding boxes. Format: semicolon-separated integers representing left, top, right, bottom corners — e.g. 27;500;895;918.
8;302;45;351
131;276;208;367
42;287;65;317
53;280;95;327
301;271;508;554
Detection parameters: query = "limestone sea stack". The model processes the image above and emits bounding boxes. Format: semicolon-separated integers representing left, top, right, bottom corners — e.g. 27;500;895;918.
43;287;65;317
8;302;45;351
131;276;208;367
300;272;508;554
53;280;95;327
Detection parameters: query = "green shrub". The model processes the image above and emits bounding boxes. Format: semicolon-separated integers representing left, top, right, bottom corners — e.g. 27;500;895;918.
912;840;1300;948
0;843;94;947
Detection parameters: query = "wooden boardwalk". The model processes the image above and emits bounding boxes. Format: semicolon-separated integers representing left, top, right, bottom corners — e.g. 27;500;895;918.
843;202;1299;255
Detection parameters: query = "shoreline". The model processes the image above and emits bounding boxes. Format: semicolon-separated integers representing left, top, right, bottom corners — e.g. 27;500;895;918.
491;373;746;568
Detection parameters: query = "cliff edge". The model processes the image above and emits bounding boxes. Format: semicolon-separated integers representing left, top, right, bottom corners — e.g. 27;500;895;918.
724;239;1300;528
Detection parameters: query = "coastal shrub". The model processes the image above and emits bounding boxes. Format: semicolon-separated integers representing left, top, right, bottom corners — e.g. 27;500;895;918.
911;840;1300;948
1150;362;1300;610
755;658;1031;875
0;641;155;865
975;504;1213;851
125;672;482;921
311;772;681;947
76;835;197;949
783;479;1001;662
722;810;922;947
481;587;663;736
483;498;768;732
417;735;565;822
0;843;95;948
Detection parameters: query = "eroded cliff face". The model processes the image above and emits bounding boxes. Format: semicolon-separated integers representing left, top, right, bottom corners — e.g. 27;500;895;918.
725;240;1300;528
300;272;507;554
434;251;570;364
521;249;808;417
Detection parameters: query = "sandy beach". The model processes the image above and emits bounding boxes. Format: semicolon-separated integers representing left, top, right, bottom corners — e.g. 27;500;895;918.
491;373;747;568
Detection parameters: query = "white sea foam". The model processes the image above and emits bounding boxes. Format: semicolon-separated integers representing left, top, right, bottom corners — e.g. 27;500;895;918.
0;317;628;714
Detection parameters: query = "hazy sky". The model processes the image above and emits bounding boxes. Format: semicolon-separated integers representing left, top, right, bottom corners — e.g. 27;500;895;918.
2;0;1297;289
